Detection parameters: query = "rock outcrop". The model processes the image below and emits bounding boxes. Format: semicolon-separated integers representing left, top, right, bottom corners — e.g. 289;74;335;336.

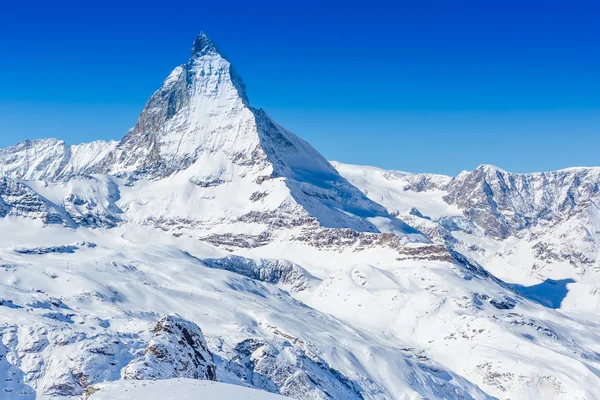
123;315;216;381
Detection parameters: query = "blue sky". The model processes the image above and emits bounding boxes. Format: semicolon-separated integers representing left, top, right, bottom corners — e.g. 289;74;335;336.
1;0;598;175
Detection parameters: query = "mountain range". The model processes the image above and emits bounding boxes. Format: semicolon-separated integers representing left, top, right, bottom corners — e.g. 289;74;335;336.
1;32;599;400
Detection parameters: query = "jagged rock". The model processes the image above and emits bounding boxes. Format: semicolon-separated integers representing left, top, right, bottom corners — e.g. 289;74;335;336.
0;177;72;226
14;242;95;255
122;315;216;381
202;255;320;292
14;244;79;255
409;207;430;220
443;165;600;239
202;232;273;249
224;338;364;399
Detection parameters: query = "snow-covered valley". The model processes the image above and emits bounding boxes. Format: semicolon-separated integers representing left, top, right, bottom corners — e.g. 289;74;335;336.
1;33;600;399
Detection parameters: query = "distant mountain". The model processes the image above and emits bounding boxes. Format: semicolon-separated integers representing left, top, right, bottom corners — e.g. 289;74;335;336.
1;33;600;400
0;138;117;181
334;161;600;309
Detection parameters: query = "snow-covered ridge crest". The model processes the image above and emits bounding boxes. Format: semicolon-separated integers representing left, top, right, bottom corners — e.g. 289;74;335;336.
334;160;600;238
0;138;117;181
444;163;600;237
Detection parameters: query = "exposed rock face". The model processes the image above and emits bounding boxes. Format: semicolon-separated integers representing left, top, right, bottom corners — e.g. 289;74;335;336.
0;305;137;399
399;173;452;192
13;242;95;255
202;255;320;292
62;176;122;228
0;176;122;229
123;315;216;381
0;177;72;226
400;212;456;245
440;165;600;270
443;165;600;238
108;33;253;180
224;338;364;400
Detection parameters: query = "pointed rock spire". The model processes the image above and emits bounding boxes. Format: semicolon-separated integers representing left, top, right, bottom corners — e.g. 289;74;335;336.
192;31;218;57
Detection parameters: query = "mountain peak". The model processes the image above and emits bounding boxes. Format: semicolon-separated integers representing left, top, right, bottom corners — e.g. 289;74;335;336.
475;164;508;175
192;31;219;57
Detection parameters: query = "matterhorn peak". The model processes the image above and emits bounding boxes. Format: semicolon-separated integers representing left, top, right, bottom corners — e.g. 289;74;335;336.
0;32;426;239
191;31;220;58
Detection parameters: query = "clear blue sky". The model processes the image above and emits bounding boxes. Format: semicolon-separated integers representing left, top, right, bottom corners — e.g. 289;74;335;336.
1;0;598;175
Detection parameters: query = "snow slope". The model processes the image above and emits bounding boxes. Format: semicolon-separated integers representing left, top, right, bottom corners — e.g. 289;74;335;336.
86;378;290;400
1;217;599;399
330;161;457;219
0;220;494;400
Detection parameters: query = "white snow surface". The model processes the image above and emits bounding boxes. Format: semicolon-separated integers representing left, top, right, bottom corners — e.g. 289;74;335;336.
1;33;600;400
330;161;458;219
87;378;290;399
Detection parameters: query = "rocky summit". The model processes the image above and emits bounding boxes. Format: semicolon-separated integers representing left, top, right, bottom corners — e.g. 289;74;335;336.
1;33;600;400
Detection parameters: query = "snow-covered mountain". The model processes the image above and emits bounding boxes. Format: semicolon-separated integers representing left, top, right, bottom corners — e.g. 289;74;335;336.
0;139;117;182
0;33;419;241
1;33;600;400
333;161;600;310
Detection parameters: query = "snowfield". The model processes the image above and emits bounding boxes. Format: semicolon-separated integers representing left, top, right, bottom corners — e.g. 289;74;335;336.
86;378;290;399
1;32;600;399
